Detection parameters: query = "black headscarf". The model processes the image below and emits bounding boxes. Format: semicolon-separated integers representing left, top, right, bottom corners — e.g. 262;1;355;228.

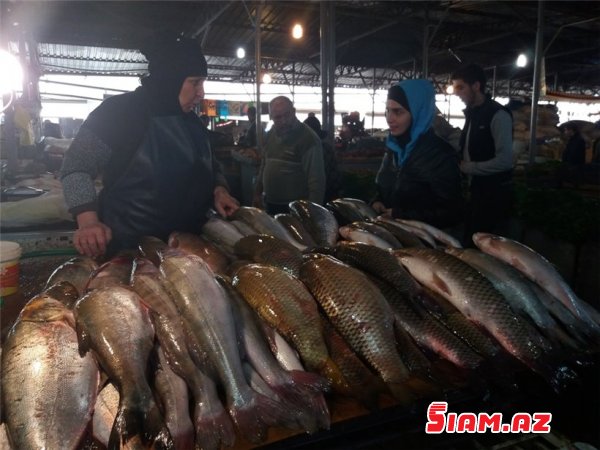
387;84;412;148
140;35;208;115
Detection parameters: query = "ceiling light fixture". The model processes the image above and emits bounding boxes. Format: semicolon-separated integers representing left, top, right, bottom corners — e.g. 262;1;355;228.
236;47;245;59
516;54;528;68
292;24;303;39
262;73;272;84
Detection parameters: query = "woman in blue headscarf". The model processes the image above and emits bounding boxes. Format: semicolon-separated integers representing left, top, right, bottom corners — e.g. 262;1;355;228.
371;79;464;229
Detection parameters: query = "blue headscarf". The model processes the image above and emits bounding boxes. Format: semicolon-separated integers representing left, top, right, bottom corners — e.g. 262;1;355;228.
385;79;436;165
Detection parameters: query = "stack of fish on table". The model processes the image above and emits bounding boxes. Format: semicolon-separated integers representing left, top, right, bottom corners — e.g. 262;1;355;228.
2;197;599;450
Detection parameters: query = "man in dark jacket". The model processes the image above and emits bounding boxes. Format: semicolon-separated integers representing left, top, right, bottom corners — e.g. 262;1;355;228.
561;122;586;165
372;79;463;230
61;35;239;257
451;63;513;246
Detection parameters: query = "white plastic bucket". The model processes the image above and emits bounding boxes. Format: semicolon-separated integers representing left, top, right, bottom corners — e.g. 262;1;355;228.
0;241;22;297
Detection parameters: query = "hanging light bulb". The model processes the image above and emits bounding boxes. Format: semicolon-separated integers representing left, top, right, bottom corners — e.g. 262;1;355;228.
236;47;245;59
516;54;528;68
446;85;454;94
262;73;272;84
292;24;303;39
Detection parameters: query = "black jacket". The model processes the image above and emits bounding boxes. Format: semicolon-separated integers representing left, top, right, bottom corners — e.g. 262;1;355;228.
374;128;464;228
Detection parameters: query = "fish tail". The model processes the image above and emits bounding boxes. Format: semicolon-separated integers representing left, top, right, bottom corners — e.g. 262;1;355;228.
108;397;173;450
319;357;351;394
193;402;235;450
229;390;298;444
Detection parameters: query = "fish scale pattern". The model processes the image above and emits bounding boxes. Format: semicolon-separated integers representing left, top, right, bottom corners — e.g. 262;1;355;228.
299;255;409;384
398;249;544;365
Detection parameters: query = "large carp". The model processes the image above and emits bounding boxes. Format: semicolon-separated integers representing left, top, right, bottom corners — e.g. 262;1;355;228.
299;254;429;403
74;286;172;450
232;263;348;394
168;231;230;275
395;248;574;390
2;291;99;450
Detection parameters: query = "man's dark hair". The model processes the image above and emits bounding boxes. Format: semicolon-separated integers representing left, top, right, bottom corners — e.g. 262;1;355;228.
451;63;486;93
563;122;579;133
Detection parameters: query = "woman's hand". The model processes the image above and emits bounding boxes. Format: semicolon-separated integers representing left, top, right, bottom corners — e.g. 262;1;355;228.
214;186;240;217
74;211;112;257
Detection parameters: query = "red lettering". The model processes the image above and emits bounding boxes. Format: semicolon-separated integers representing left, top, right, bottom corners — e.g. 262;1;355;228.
447;412;457;433
477;412;503;432
532;413;552;433
457;413;477;433
511;413;532;432
425;402;447;434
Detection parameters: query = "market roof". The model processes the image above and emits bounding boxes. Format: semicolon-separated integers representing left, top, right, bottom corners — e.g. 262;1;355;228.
1;1;599;97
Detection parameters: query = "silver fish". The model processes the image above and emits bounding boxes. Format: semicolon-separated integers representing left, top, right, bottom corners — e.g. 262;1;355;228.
2;293;99;450
397;218;462;248
289;200;339;246
473;232;600;335
74;286;172;449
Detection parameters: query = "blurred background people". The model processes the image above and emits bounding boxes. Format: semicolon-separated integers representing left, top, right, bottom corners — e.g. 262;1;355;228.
451;63;513;246
253;96;325;214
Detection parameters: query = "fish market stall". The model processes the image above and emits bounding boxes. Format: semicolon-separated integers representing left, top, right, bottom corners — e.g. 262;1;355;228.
1;200;599;450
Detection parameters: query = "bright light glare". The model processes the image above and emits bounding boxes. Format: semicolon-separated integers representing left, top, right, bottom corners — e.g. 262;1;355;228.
0;49;23;94
446;85;454;94
236;47;245;59
262;73;272;84
292;24;303;39
516;54;528;68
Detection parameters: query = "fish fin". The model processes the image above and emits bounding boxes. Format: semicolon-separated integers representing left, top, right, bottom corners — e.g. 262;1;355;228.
108;397;173;450
319;357;351;394
229;391;298;444
193;402;236;450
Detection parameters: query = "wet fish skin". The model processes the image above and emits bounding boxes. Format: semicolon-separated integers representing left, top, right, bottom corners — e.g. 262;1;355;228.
45;256;99;296
2;293;99;450
86;255;134;292
299;254;420;402
201;216;245;255
138;235;169;267
275;213;318;248
379;217;437;247
473;232;600;335
326;200;366;225
370;276;483;370
131;258;235;450
320;241;421;299
289;200;339;246
445;247;577;349
397;219;462;248
219;276;331;432
394;248;564;385
231;206;293;242
74;286;172;450
160;254;291;444
168;231;230;275
234;234;303;277
154;348;195;450
232;263;348;393
43;280;81;309
331;198;378;220
371;218;426;248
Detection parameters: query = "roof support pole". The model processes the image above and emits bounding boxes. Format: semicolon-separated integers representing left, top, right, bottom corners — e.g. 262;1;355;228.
255;2;263;152
528;0;544;165
320;1;335;144
422;7;429;78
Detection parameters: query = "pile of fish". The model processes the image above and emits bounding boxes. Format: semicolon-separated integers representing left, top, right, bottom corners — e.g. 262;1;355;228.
2;198;599;450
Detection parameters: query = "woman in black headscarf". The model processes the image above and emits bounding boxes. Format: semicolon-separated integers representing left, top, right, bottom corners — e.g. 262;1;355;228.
61;35;239;257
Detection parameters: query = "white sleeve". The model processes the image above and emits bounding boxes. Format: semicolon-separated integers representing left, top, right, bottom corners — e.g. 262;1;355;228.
467;109;514;175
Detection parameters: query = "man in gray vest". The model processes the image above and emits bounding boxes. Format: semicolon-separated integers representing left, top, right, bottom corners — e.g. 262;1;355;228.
451;63;513;246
